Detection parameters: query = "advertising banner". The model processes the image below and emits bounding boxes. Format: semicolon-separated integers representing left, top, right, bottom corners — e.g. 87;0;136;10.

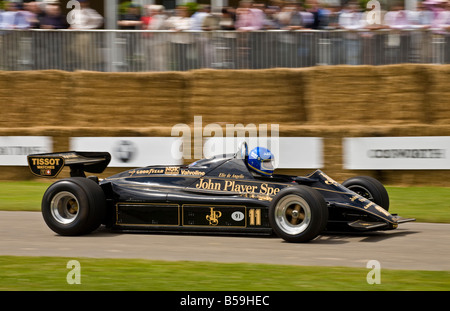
343;137;450;170
203;137;323;169
0;136;52;166
70;137;183;167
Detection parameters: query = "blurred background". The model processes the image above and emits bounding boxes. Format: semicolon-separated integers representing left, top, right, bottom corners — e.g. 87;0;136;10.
1;0;450;186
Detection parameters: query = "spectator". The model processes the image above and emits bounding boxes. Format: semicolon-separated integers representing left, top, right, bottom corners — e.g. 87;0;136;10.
190;4;210;30
24;1;45;29
262;5;281;29
338;1;366;65
166;5;192;31
166;6;195;70
141;4;153;30
276;2;303;30
38;2;67;69
144;5;168;30
409;1;434;28
40;3;68;29
142;5;169;71
216;7;237;68
384;4;412;30
68;0;103;30
235;0;265;31
68;0;103;70
202;8;221;31
384;4;413;63
432;0;450;30
431;0;450;63
219;7;236;30
118;3;142;30
0;1;30;29
306;0;321;29
118;3;143;70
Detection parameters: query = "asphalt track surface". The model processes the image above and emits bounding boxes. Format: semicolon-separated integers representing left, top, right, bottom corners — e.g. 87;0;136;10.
1;211;449;271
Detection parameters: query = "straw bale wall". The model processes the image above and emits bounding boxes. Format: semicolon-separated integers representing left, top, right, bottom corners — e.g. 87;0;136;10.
1;65;449;185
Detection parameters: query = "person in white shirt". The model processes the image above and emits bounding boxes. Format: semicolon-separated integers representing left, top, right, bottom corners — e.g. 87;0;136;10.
67;0;103;70
338;1;366;65
166;6;194;70
68;0;103;30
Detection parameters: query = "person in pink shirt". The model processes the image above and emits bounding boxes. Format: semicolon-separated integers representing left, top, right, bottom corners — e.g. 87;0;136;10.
235;0;266;69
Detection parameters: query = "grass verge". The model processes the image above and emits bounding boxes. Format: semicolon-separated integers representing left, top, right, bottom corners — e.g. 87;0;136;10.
0;256;449;291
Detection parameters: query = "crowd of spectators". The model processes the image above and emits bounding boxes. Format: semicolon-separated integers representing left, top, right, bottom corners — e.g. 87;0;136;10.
1;0;450;70
113;0;450;32
0;0;449;32
0;0;103;30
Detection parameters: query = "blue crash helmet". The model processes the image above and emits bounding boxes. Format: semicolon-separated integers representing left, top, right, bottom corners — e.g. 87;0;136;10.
248;147;274;176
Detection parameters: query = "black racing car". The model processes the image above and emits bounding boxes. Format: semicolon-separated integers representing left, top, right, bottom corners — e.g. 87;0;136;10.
27;143;414;243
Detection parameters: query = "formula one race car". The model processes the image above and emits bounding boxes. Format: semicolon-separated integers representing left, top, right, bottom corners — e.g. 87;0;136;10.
27;143;414;243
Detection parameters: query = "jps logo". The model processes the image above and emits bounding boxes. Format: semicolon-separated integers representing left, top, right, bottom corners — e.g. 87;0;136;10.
206;207;222;226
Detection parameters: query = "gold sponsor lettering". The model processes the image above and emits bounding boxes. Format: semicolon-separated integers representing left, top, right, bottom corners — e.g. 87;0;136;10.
320;172;338;185
218;173;245;179
165;167;180;175
364;201;375;209
260;183;280;196
196;178;282;197
375;205;391;216
196;178;221;191
134;168;164;175
223;180;258;193
206;207;222;225
181;169;205;176
32;158;61;167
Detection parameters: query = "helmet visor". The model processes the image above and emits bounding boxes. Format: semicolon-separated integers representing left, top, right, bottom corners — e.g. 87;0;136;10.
261;158;274;172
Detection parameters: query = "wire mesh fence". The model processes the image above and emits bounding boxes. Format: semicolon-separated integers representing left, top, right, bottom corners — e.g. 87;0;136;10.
0;29;449;72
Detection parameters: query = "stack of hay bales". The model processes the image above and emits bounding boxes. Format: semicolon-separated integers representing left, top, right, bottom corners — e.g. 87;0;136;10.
303;64;428;125
375;64;429;125
188;68;307;126
0;70;69;128
303;65;382;125
69;71;189;130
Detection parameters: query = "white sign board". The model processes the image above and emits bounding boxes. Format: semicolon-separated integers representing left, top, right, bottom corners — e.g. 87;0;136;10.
70;137;183;167
203;137;323;169
0;136;52;166
344;137;450;170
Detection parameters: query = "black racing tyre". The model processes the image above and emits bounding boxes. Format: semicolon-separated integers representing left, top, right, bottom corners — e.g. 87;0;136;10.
269;186;328;243
342;176;390;211
41;177;106;236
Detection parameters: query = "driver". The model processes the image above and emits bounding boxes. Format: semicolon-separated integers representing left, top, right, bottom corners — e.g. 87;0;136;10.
247;147;274;176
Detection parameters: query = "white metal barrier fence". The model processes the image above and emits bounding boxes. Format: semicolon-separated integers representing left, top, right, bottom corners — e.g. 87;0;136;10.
0;29;449;71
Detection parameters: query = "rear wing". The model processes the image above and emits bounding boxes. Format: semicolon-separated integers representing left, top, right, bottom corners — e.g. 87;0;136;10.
27;151;111;178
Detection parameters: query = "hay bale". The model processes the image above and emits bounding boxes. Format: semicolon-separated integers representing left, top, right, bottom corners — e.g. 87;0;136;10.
188;68;306;126
70;71;189;127
375;64;429;124
304;65;428;125
304;65;383;124
427;65;450;124
0;70;69;127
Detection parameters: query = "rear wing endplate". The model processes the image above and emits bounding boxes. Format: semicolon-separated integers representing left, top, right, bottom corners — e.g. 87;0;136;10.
27;151;111;178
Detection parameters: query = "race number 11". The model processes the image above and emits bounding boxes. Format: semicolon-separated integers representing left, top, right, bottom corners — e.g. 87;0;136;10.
248;209;261;226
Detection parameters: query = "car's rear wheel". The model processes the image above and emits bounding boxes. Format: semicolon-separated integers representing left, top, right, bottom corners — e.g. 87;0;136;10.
342;176;390;211
269;186;328;243
42;177;106;236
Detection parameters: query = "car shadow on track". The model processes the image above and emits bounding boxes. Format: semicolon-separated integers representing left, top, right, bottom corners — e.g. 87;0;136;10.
313;228;420;244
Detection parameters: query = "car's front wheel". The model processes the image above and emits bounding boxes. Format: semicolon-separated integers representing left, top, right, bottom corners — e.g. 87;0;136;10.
342;176;390;211
269;186;328;243
41;177;106;236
